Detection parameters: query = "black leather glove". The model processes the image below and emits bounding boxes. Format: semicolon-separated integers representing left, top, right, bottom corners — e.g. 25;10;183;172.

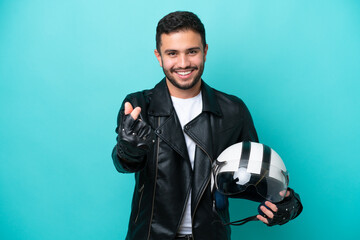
116;112;155;164
258;188;303;226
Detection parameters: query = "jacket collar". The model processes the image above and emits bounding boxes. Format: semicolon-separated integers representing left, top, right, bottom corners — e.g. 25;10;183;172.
147;78;223;117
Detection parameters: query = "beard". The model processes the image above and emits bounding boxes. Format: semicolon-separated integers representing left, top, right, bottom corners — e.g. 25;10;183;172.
162;61;205;90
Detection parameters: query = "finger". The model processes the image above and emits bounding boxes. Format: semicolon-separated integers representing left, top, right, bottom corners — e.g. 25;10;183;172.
279;190;287;197
256;215;269;224
265;201;278;213
124;102;134;115
286;190;291;197
260;205;274;219
131;106;141;120
132;117;147;137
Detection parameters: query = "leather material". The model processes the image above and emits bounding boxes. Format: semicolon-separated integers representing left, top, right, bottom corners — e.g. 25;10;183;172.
113;113;155;172
258;188;303;226
112;78;260;240
120;113;155;150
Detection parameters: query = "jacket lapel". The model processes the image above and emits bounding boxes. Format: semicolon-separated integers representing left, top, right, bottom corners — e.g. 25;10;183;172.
184;81;222;162
184;82;223;211
185;112;213;211
157;112;190;162
148;79;190;162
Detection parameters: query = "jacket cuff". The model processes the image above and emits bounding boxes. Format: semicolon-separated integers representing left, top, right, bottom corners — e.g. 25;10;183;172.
282;188;303;221
112;143;146;173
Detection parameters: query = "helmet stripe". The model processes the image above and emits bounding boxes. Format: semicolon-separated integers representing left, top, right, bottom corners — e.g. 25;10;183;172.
260;145;271;176
239;141;251;169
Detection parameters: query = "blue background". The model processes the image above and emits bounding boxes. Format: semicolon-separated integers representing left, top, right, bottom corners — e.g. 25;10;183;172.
1;0;359;239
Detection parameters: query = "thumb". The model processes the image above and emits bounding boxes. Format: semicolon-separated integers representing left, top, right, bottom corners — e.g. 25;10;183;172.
124;102;133;115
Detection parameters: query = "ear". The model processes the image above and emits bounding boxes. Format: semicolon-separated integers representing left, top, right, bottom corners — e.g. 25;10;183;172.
204;44;208;62
154;49;163;67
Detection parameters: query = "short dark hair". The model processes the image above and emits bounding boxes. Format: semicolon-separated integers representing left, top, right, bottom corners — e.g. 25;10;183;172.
156;11;206;53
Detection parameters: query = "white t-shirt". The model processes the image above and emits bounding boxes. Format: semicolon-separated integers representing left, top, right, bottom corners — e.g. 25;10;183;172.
171;91;203;235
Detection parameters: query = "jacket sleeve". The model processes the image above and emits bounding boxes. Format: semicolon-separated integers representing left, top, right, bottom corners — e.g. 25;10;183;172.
289;188;303;221
238;100;259;143
111;96;147;173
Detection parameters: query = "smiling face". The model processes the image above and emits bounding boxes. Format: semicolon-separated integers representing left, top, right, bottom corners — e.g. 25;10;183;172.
154;29;208;98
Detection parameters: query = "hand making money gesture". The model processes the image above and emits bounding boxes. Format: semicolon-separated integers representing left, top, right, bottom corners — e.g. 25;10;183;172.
119;102;155;151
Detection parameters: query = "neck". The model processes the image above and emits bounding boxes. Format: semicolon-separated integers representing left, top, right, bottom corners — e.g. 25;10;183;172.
166;79;202;99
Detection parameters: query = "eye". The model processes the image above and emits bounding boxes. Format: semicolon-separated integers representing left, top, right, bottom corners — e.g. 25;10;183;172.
167;51;177;57
188;50;198;55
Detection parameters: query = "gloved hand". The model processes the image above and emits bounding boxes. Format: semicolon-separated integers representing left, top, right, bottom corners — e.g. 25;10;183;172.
117;102;155;163
257;188;303;226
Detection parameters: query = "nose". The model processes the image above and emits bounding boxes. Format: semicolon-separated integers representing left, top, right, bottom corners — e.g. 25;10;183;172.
179;54;190;68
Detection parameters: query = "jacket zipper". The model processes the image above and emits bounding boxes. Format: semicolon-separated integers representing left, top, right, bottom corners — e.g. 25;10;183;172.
134;184;144;223
191;143;213;240
147;117;161;240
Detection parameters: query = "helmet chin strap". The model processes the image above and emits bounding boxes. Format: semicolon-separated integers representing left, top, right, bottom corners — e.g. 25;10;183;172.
212;190;260;227
223;215;259;226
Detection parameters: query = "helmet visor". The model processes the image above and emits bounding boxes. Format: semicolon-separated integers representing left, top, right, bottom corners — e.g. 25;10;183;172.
215;164;289;203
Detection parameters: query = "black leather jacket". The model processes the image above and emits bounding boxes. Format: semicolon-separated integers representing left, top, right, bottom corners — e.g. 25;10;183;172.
112;79;259;240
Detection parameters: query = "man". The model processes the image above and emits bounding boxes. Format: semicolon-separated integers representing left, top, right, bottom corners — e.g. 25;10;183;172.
112;11;302;240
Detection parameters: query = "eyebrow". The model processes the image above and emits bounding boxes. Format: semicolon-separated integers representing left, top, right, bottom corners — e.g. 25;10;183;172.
164;49;177;54
187;47;201;51
164;47;201;54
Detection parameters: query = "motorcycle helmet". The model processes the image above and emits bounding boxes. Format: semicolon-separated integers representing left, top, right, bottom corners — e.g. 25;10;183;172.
213;141;289;204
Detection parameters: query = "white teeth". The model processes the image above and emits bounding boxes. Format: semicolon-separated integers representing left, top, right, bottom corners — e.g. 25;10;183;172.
176;71;192;76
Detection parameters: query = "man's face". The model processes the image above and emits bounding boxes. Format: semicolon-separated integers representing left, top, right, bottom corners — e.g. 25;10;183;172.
155;29;208;92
